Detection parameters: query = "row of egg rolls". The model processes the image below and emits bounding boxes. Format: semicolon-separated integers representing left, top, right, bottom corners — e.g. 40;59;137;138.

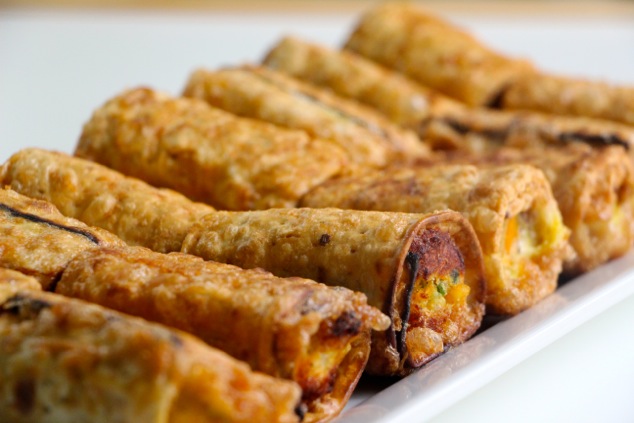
2;149;486;375
260;36;634;275
343;2;634;126
262;37;634;155
0;187;389;421
69;88;572;315
0;267;302;423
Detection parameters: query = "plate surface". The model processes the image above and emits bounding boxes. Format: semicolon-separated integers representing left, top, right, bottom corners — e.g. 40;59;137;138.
2;7;634;422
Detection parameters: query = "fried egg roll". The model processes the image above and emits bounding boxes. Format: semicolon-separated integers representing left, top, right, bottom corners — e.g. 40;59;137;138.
447;144;634;274
0;267;42;292
183;66;428;167
263;37;634;156
1;148;215;253
500;73;634;126
182;208;485;376
301;165;571;315
0;189;125;290
57;246;388;421
344;3;533;107
75;87;348;210
0;279;302;423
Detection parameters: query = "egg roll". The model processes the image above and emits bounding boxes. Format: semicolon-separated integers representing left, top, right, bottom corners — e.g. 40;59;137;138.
182;208;485;376
263;37;634;156
0;267;42;292
1;148;215;253
0;277;302;423
0;188;125;290
344;3;533;107
445;144;634;274
75;87;348;210
301;165;571;316
183;66;428;167
500;73;634;126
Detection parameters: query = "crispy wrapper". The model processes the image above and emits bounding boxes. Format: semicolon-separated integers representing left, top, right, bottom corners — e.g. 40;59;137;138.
301;165;571;316
501;73;634;126
0;188;125;290
183;66;429;167
444;144;634;274
57;246;389;421
0;284;302;423
263;37;634;156
344;3;533;107
1;148;215;253
182;208;485;376
0;268;42;293
75;87;348;210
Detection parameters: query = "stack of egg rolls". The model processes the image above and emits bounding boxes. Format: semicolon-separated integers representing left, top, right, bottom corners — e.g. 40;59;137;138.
0;187;390;421
301;164;571;316
0;268;303;423
344;2;634;126
263;37;634;155
76;87;348;211
1;150;486;376
183;65;429;167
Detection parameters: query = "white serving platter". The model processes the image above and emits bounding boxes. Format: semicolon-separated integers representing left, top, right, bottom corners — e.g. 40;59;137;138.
2;6;634;422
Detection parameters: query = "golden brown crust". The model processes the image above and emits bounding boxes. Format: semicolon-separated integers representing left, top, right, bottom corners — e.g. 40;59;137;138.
344;3;534;107
446;144;634;274
182;208;484;375
263;36;462;127
0;268;42;295
261;37;634;159
57;245;388;421
0;288;302;423
301;165;570;315
183;65;429;166
0;188;125;290
1;148;215;253
75;87;348;210
501;73;634;126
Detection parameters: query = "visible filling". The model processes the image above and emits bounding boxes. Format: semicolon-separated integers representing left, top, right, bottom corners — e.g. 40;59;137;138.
401;229;469;367
293;311;362;403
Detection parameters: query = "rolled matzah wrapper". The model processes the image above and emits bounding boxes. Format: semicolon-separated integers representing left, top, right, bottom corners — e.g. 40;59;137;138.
263;37;634;156
0;277;302;423
0;188;125;290
1;148;215;253
75;87;348;211
344;3;533;107
301;165;571;316
182;208;485;376
183;65;429;167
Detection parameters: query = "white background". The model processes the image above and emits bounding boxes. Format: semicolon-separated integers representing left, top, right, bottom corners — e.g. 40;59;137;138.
2;7;634;422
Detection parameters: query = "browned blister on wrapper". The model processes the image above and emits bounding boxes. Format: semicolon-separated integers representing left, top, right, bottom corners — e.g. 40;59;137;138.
75;87;348;210
301;165;571;316
0;274;303;423
182;208;485;375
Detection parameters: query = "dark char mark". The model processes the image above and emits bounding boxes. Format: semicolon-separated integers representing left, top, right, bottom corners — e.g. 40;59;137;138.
331;311;361;337
294;402;308;422
1;294;52;316
14;377;36;415
396;252;419;357
442;117;508;141
559;131;630;150
0;203;100;244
